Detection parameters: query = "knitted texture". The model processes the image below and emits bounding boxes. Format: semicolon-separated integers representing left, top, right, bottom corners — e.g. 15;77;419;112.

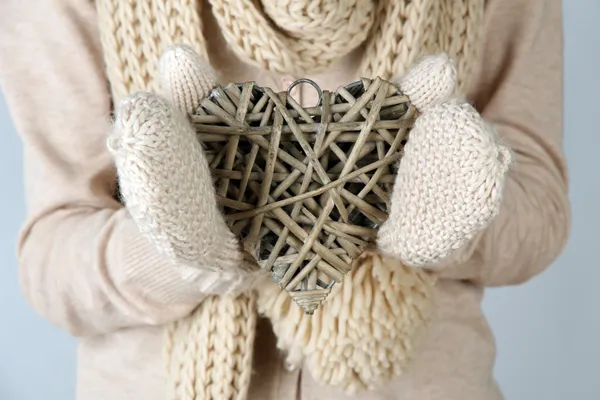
165;295;257;400
108;46;261;400
395;53;458;112
257;252;436;393
377;101;513;267
95;1;494;399
159;45;219;116
358;0;481;92
96;0;208;103
95;0;485;103
208;0;375;77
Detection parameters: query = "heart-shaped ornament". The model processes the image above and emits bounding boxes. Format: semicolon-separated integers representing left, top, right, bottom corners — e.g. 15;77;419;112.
193;77;416;313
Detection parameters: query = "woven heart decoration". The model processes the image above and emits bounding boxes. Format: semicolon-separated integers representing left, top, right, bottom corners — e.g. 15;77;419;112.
194;77;417;313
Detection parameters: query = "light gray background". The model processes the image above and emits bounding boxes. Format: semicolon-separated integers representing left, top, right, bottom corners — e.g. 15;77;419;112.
0;2;598;399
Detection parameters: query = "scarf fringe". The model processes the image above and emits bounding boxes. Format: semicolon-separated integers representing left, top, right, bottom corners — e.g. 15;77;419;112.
257;252;437;393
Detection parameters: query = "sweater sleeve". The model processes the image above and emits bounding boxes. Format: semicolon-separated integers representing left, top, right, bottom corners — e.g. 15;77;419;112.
0;0;242;337
439;0;570;286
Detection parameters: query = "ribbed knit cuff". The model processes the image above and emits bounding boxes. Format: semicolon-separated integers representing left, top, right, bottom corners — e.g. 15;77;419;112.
428;230;486;279
113;220;262;320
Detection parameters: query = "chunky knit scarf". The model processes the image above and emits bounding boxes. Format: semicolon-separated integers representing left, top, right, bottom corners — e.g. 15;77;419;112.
95;1;485;399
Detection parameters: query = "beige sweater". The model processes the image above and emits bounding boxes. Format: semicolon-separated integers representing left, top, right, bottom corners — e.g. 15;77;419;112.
0;0;569;399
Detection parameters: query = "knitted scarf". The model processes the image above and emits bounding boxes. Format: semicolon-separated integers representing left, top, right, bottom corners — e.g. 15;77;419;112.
95;1;485;399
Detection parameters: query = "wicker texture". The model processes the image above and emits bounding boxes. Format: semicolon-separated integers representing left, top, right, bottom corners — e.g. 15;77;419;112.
194;77;415;312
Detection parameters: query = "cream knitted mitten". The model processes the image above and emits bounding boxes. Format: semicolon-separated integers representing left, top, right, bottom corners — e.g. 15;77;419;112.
377;54;513;267
107;45;262;294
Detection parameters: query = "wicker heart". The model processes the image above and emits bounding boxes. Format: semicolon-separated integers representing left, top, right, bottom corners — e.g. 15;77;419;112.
193;77;415;313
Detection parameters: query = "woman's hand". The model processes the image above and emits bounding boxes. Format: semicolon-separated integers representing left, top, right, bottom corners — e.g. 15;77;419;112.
107;45;262;294
377;54;513;268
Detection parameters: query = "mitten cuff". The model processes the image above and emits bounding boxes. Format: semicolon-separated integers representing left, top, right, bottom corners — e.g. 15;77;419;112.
112;219;262;320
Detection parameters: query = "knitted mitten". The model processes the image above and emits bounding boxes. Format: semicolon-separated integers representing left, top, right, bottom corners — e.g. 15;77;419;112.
107;45;262;294
108;45;261;400
377;53;513;268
